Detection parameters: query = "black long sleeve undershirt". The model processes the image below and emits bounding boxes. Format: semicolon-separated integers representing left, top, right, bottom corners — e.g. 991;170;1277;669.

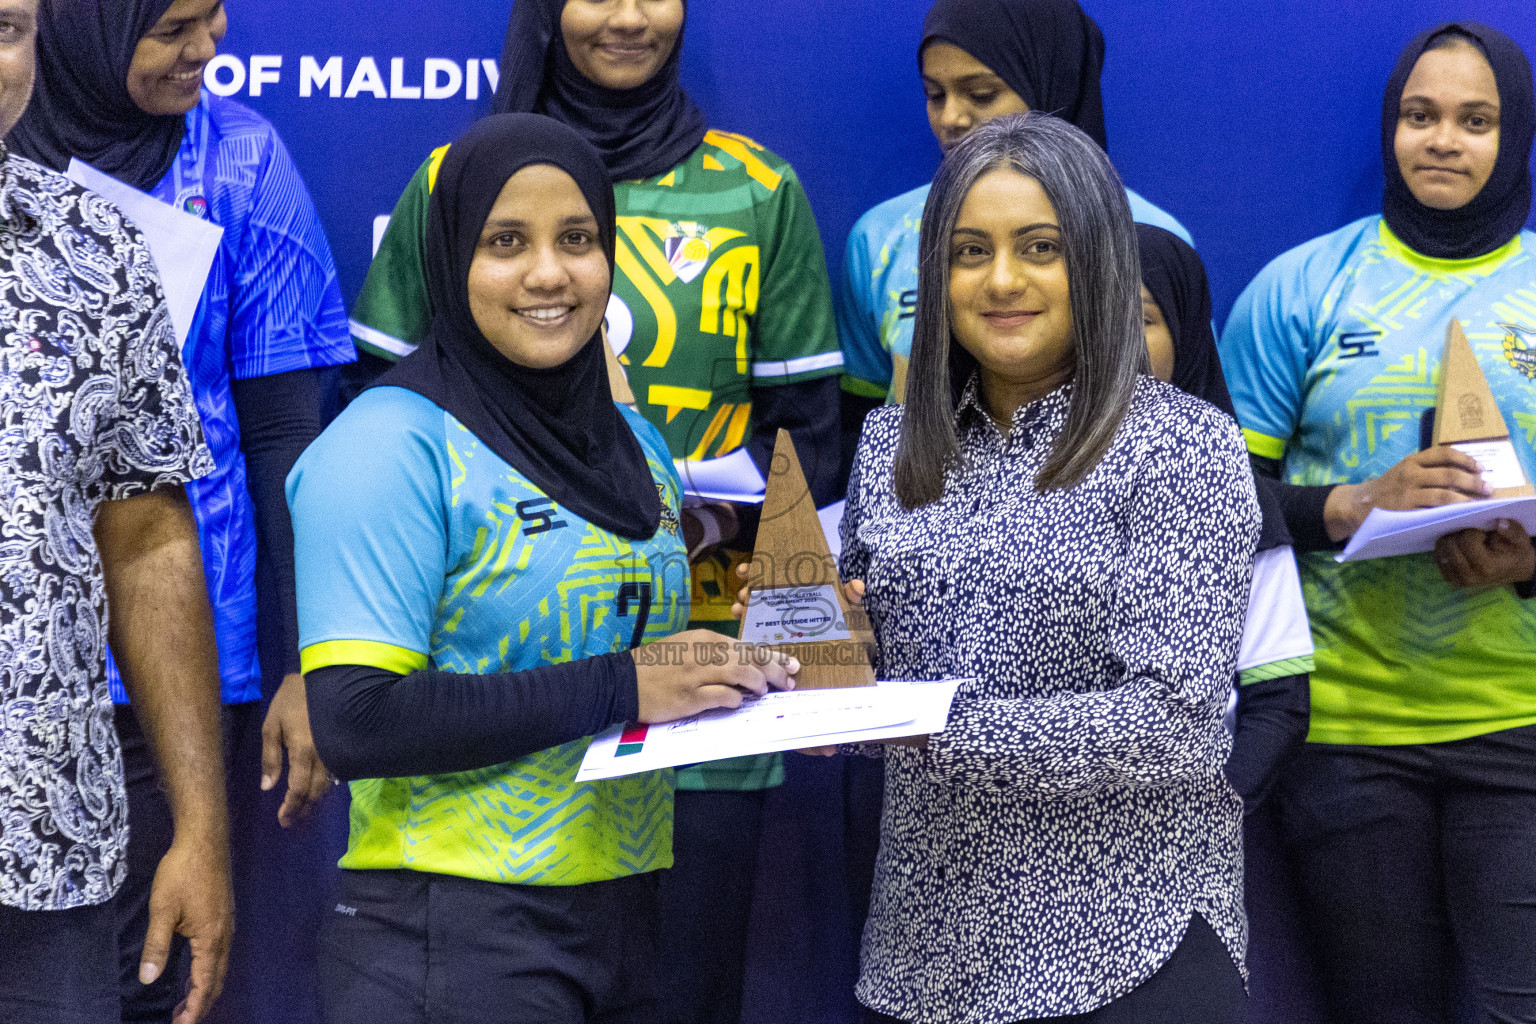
749;375;843;508
307;652;639;781
231;368;333;677
1225;673;1311;814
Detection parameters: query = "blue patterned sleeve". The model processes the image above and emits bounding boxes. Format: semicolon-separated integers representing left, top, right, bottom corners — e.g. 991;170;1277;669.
228;129;354;380
836;213;892;398
1218;248;1318;462
926;406;1260;794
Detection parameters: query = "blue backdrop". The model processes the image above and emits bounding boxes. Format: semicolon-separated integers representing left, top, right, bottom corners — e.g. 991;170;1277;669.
208;2;1535;1022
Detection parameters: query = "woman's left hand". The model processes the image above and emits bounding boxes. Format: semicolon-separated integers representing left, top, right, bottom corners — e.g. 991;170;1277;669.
1434;519;1536;588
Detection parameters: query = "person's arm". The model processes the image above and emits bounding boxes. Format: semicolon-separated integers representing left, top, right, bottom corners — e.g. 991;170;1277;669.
95;487;233;1024
348;149;443;363
231;370;335;826
223;127;357;826
745;166;845;507
1225;672;1309;812
836;216;894;490
925;409;1260;793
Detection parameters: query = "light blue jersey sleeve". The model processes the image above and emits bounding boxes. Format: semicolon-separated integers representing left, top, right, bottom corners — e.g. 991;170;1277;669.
1125;188;1193;247
286;387;447;672
1218;246;1323;461
836;207;893;398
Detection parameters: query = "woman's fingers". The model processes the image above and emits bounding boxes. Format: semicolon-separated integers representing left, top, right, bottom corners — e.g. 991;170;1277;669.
1413;463;1491;499
845;579;866;607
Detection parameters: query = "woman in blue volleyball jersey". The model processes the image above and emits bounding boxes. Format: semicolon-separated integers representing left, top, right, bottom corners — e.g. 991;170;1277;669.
1219;23;1536;1023
7;1;354;1018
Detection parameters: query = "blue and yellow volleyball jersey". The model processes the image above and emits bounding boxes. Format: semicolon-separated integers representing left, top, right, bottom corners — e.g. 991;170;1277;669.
837;182;1192;402
287;387;689;885
1221;215;1536;746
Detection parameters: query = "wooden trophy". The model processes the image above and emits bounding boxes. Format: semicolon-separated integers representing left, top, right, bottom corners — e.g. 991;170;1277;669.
891;353;910;405
1433;319;1534;498
737;430;875;689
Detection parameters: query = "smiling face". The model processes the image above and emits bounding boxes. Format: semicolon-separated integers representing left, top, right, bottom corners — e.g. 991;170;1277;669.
127;0;226;116
1141;285;1174;381
0;0;35;137
1394;38;1501;211
948;167;1074;403
467;164;611;370
922;42;1030;155
560;0;683;91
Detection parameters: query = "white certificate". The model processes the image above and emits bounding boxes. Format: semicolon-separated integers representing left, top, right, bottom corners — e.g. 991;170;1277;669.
576;679;965;781
1337;496;1536;562
66;159;223;354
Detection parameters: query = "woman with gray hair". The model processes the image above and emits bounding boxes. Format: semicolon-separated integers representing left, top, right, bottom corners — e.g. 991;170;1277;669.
841;112;1259;1023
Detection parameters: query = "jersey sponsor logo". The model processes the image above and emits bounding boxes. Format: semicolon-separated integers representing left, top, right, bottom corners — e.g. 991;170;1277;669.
1501;323;1536;380
655;483;681;536
1336;330;1381;359
516;498;567;536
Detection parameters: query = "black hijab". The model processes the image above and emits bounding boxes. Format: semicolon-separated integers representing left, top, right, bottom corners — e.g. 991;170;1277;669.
495;0;706;182
1137;224;1290;551
921;0;1108;150
374;113;662;541
1136;225;1232;418
7;0;184;190
1381;22;1535;259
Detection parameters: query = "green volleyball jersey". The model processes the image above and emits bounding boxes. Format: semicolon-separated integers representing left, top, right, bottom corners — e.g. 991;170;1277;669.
350;131;843;462
1221;216;1536;746
288;387;690;884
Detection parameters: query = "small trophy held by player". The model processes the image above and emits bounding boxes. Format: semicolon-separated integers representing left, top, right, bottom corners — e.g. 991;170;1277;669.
1434;319;1535;498
737;430;875;689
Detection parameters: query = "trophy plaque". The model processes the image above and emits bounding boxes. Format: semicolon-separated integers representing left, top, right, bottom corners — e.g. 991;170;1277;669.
1433;319;1535;498
737;430;875;689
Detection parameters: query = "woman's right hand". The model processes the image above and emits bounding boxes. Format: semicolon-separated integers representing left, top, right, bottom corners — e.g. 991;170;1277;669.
727;563;866;619
1324;446;1491;542
631;630;799;723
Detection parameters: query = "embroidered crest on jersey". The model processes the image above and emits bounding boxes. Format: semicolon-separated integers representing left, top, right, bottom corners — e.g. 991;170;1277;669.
665;222;713;283
1501;323;1536;380
174;188;209;219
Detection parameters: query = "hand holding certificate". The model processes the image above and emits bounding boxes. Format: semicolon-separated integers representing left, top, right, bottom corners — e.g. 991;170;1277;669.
578;679;964;781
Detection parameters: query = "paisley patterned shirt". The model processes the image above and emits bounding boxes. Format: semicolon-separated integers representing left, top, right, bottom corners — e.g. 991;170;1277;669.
842;376;1258;1022
0;149;211;911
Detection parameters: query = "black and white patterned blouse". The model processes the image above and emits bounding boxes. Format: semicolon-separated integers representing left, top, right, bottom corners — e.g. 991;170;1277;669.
0;148;211;912
842;375;1259;1022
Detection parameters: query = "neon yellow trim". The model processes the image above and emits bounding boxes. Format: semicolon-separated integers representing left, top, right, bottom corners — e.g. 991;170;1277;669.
1239;655;1315;685
1242;428;1286;460
615;238;678;368
649;385;712;411
703;130;782;191
841;376;889;399
425;144;451;193
301;640;428;675
1378;219;1522;277
687;403;734;460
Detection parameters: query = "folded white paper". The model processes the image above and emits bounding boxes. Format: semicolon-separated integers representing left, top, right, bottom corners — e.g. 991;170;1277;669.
66;160;223;353
1337;497;1536;562
674;447;767;504
576;679;965;781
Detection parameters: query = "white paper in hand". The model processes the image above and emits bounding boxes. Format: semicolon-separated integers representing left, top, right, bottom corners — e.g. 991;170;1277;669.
674;447;767;504
1337;496;1536;562
66;159;223;353
576;680;964;781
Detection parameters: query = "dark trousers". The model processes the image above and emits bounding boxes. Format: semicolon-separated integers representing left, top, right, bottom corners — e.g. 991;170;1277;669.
657;788;767;1024
1275;724;1536;1024
114;702;253;1024
862;914;1245;1024
0;898;120;1024
317;868;663;1024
